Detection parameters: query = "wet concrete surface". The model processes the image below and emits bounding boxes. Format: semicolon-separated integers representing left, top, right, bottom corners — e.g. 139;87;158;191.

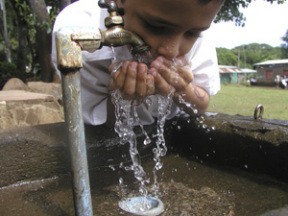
1;155;288;215
0;113;288;215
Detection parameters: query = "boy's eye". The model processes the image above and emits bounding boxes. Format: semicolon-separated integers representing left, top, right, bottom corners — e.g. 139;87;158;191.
141;20;170;35
184;31;201;38
142;20;201;39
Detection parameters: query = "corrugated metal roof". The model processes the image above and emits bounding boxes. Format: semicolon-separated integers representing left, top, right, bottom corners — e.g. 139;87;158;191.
254;59;288;66
218;65;255;73
241;68;256;73
219;65;241;73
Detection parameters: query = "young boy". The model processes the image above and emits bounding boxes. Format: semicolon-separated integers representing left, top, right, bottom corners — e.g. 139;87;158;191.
52;0;223;126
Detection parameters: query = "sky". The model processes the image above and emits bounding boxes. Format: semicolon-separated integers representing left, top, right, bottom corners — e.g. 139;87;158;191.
209;1;288;49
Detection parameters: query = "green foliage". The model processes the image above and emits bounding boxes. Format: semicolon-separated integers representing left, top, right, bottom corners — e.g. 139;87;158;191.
215;0;249;27
13;0;31;19
0;62;28;89
217;48;238;66
216;0;286;26
217;43;283;68
281;29;288;58
0;38;18;61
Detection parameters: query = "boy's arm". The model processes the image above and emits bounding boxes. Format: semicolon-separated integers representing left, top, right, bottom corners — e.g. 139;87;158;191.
173;83;209;115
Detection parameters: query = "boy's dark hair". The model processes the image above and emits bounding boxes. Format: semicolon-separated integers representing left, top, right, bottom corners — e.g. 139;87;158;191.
198;0;225;4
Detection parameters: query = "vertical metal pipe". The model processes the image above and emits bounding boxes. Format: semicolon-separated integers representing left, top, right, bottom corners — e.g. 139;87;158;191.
0;0;12;62
61;70;93;216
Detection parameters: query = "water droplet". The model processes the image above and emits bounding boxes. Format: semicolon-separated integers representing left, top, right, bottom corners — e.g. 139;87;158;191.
144;137;151;145
119;177;124;184
108;165;116;171
155;162;163;170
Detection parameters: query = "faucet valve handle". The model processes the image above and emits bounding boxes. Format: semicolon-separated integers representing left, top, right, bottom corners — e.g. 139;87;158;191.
98;0;124;28
98;0;117;12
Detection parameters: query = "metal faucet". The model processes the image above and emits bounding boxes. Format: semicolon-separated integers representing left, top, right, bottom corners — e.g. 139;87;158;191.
54;1;149;216
56;0;149;71
98;0;149;55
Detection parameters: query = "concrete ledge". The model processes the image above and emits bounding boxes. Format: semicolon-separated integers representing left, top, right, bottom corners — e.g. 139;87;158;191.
0;90;64;130
0;113;288;187
0;122;154;187
0;90;55;101
167;113;288;181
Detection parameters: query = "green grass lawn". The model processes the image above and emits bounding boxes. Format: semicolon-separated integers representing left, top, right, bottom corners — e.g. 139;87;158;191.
208;85;288;120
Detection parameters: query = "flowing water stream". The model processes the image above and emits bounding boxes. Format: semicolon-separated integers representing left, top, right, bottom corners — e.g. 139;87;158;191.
110;48;175;214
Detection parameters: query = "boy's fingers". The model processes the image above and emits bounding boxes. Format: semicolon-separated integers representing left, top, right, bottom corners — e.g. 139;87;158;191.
178;65;193;84
123;62;137;97
113;61;129;89
136;63;147;97
146;74;155;96
154;72;175;95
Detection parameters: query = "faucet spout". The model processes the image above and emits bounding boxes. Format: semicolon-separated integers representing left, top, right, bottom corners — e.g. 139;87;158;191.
98;0;149;55
100;26;149;55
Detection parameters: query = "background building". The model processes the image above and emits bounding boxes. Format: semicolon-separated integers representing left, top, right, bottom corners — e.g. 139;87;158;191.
219;65;256;84
253;59;288;86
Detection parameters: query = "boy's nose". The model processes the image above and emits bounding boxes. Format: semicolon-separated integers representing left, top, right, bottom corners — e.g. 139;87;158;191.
156;36;181;59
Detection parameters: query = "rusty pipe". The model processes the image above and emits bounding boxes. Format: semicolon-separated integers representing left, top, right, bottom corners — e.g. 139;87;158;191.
61;70;93;216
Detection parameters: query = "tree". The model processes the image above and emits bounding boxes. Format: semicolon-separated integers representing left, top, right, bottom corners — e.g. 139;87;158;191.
9;0;31;74
235;43;282;67
281;29;288;58
216;48;238;66
0;0;12;62
3;0;60;82
217;43;283;68
215;0;286;26
28;0;54;82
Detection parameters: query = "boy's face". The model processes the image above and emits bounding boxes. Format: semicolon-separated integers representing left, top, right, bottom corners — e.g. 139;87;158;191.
117;0;222;60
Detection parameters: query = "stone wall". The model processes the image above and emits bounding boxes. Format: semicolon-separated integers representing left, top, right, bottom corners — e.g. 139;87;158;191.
0;78;64;130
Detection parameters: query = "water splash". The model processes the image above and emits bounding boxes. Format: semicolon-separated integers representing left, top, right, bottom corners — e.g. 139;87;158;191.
133;50;154;66
152;93;173;196
177;94;198;115
111;90;149;197
110;48;173;204
110;47;123;73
